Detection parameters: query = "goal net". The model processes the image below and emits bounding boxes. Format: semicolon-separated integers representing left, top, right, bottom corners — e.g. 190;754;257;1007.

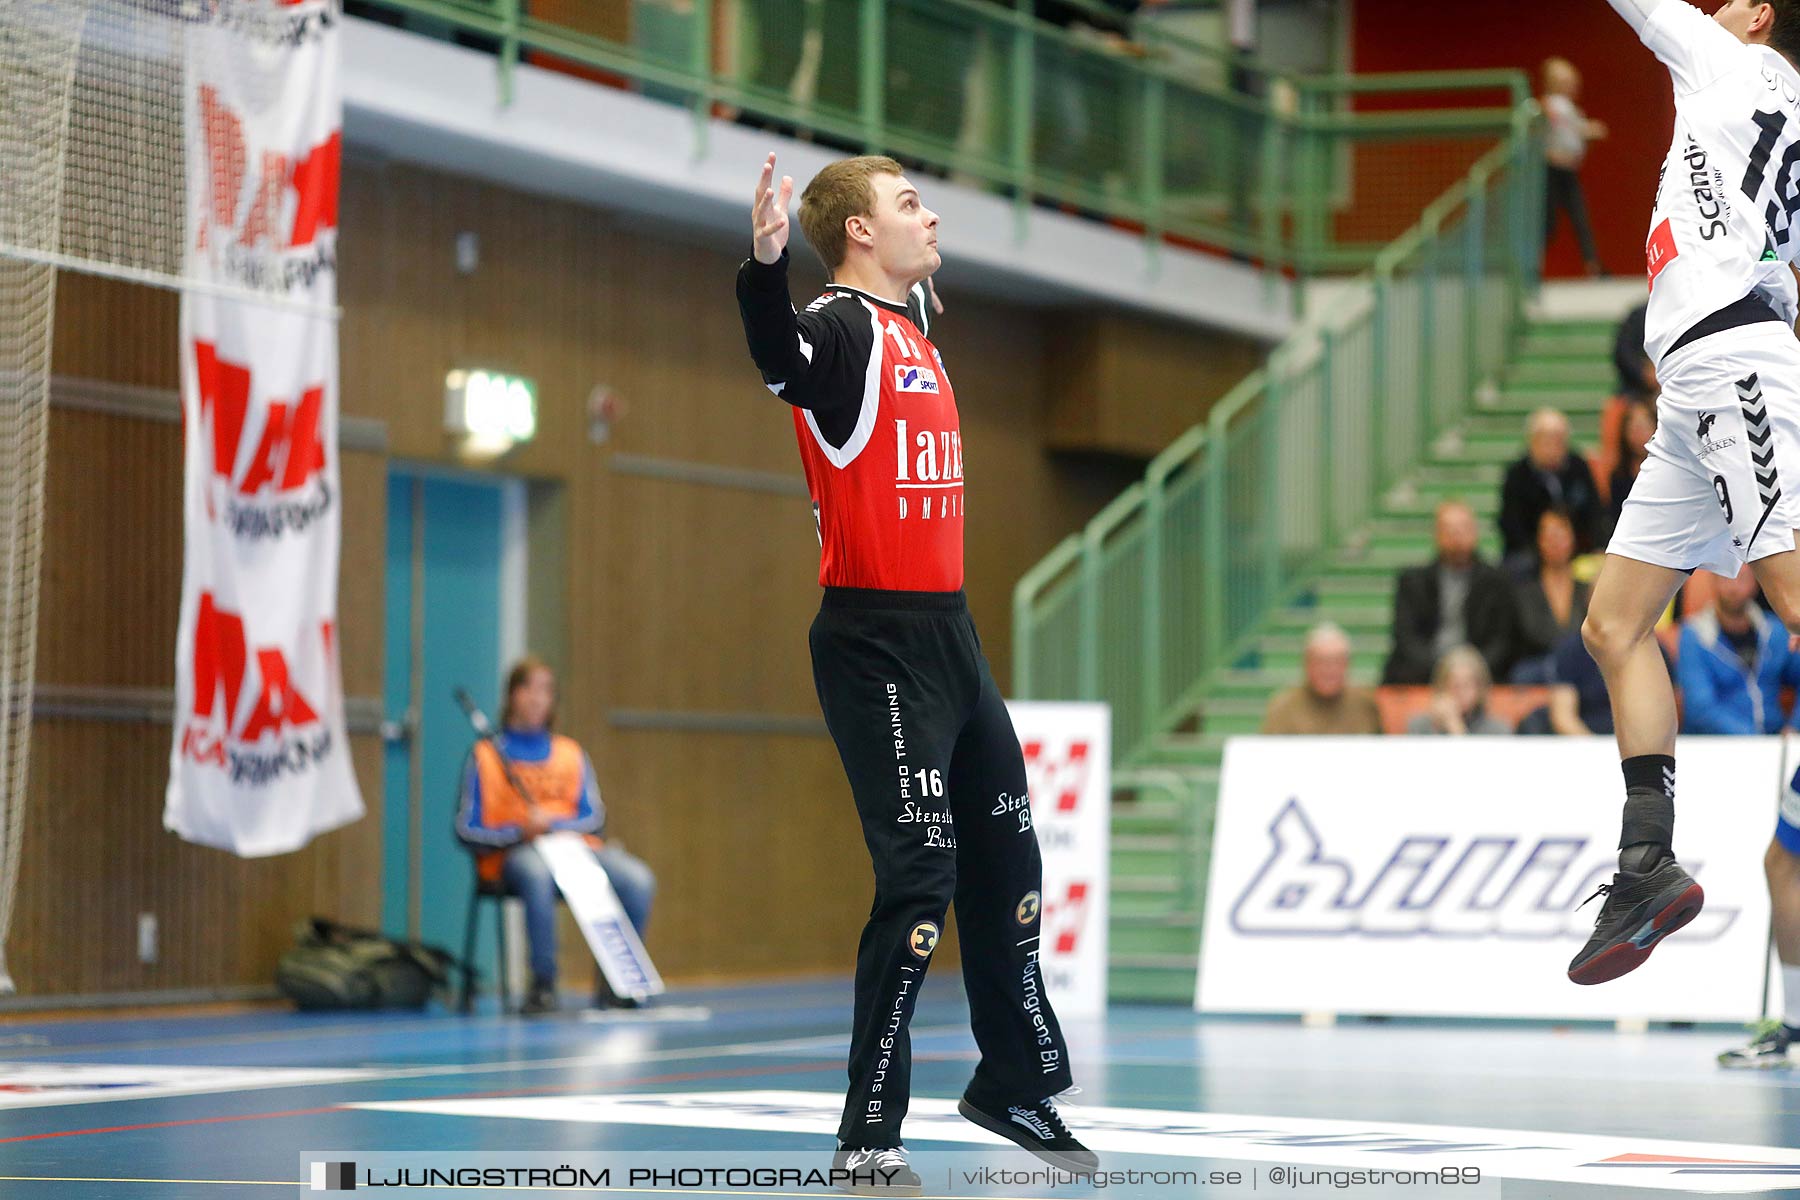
0;0;331;992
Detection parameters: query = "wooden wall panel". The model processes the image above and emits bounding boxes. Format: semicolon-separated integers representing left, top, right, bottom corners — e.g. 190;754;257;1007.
12;721;381;995
35;410;184;689
1045;311;1264;460
339;161;607;480
336;452;388;699
605;232;808;478
554;728;862;980
50;272;179;386
597;472;820;714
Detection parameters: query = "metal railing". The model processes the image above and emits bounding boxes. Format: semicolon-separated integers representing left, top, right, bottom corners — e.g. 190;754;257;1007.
351;0;1528;276
1013;104;1545;762
1114;767;1211;911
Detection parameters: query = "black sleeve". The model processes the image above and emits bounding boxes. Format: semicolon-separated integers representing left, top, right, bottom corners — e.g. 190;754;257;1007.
1497;461;1533;557
907;282;931;340
1514;577;1560;658
736;250;871;416
1568;456;1605;551
1473;568;1519;681
1613;303;1649;396
1382;570;1436;685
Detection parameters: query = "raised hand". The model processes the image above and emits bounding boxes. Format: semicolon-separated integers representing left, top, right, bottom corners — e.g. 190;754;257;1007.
752;153;795;265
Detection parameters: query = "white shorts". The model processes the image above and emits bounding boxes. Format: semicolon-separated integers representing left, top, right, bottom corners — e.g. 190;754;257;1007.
1609;322;1800;576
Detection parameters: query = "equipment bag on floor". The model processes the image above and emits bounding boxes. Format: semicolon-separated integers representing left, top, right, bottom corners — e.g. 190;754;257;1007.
275;917;456;1010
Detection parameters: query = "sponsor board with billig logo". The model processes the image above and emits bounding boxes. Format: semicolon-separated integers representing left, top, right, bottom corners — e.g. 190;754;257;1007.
1198;737;1775;1022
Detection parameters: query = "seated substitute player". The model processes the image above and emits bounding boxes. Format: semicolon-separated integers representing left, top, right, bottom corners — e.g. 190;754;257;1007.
1575;0;1800;986
735;153;1097;1194
455;657;657;1014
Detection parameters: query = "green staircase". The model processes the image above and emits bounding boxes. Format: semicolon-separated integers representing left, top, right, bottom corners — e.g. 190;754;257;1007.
1014;109;1551;1005
1103;312;1617;1003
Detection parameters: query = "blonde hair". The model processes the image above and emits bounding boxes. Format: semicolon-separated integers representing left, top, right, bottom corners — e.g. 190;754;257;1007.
1432;645;1492;696
1541;56;1578;91
798;155;905;273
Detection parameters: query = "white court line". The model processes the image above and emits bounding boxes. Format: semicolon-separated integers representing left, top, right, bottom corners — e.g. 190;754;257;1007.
0;1025;971;1110
0;991;849;1058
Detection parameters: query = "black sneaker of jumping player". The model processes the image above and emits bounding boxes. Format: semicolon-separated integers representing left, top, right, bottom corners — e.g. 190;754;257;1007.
957;1087;1099;1173
831;1145;922;1197
1718;1020;1798;1069
1567;857;1705;985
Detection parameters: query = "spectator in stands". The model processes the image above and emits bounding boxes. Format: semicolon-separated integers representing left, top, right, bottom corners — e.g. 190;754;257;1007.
1406;645;1513;735
456;656;658;1014
1499;407;1604;567
1594;303;1656;495
1383;499;1519;686
1261;622;1383;735
1030;1;1167;184
1530;625;1673;735
1604;400;1657;540
1679;565;1800;735
1613;302;1655;405
1511;508;1592;682
1540;57;1608;277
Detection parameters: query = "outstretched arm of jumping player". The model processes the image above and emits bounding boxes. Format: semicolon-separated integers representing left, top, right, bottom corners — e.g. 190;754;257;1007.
1603;0;1664;35
1606;0;1750;93
736;153;860;412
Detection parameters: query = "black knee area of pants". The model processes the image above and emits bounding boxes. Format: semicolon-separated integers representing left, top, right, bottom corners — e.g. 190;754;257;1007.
1620;788;1674;871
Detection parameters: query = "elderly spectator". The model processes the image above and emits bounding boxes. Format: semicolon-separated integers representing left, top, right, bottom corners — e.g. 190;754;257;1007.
1406;646;1513;735
1261;622;1383;735
1679;565;1800;735
1382;499;1519;685
1512;508;1592;682
1499;407;1604;565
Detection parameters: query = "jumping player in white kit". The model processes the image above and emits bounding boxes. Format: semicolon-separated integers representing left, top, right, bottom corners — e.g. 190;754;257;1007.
1574;0;1800;985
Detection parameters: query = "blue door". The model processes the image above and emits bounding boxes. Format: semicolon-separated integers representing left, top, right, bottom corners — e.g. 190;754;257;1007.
382;469;515;952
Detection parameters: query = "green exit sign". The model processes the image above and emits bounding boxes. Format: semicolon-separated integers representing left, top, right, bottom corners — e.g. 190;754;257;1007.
444;369;536;457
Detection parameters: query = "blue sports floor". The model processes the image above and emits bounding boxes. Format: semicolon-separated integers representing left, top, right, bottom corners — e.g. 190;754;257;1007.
4;979;1800;1199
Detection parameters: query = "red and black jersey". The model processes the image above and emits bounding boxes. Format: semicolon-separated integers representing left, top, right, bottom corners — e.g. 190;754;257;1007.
737;251;963;592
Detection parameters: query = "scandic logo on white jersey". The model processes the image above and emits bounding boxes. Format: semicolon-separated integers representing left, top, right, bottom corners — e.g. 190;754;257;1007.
1635;2;1800;358
894;365;940;394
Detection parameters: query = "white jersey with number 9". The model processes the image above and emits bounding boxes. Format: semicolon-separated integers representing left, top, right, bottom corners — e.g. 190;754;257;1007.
1641;0;1800;360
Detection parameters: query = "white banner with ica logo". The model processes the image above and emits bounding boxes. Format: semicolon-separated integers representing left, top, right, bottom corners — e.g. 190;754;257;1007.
165;1;361;856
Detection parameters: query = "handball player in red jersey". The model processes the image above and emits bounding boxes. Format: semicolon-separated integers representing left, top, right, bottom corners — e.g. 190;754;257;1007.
736;153;1096;1194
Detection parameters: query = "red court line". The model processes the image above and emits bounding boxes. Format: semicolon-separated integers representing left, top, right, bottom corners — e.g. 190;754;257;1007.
0;1105;342;1145
436;1057;844;1101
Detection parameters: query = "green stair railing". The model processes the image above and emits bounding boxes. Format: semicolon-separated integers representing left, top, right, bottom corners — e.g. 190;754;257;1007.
1014;103;1545;761
354;0;1527;277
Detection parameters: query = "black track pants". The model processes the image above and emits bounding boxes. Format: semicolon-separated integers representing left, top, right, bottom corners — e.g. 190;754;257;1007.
809;587;1074;1149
